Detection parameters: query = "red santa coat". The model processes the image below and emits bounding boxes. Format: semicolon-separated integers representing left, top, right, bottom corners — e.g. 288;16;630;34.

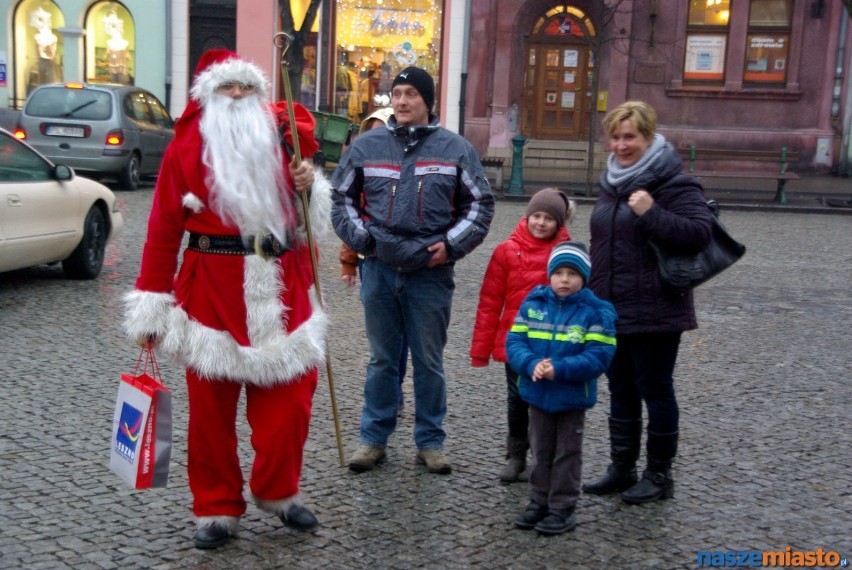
469;218;570;365
124;99;331;387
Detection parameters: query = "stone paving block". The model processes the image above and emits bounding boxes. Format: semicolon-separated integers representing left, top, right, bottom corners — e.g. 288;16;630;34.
1;190;850;568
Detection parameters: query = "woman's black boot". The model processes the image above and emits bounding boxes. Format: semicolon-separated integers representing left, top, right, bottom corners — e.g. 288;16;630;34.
622;430;678;504
499;437;529;483
582;417;641;495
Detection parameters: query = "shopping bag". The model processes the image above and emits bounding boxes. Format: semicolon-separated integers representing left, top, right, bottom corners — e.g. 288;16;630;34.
109;348;172;489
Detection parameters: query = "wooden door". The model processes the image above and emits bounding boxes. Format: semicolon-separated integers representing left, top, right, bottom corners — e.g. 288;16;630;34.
523;43;593;140
189;0;236;88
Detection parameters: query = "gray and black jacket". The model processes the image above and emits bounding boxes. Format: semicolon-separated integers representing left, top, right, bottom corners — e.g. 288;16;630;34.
331;114;494;272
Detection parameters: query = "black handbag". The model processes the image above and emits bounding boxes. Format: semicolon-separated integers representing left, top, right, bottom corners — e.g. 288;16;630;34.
648;200;746;296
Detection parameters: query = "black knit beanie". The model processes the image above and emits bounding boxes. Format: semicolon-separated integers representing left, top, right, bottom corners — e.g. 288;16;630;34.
392;66;435;111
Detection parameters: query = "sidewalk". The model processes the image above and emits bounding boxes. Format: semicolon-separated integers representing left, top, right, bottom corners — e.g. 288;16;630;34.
498;174;852;215
4;101;849;214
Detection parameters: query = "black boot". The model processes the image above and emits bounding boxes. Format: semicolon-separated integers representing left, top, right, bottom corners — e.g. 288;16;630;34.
279;503;320;532
499;436;529;483
622;431;678;504
582;417;641;495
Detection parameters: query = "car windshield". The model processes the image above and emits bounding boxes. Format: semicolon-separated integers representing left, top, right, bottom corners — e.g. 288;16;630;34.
25;87;112;120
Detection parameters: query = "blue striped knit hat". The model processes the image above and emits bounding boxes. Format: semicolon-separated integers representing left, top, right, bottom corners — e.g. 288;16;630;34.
548;241;591;284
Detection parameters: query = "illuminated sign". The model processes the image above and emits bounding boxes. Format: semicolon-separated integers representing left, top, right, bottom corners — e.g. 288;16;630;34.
337;1;437;50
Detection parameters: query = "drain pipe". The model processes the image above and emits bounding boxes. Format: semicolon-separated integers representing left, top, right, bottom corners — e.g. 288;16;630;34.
458;0;471;136
165;0;172;111
835;9;850;175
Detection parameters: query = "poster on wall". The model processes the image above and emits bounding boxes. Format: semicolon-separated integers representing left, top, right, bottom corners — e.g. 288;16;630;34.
684;34;726;81
563;49;578;68
743;35;788;82
0;51;6;87
561;91;575;108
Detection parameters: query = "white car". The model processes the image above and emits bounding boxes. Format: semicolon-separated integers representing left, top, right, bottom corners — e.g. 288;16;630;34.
0;128;123;279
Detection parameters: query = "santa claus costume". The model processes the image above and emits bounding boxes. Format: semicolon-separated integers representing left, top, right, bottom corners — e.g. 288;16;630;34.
123;49;331;547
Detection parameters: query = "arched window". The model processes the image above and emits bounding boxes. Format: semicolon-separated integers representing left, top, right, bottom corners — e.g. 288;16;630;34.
13;0;65;107
85;1;136;85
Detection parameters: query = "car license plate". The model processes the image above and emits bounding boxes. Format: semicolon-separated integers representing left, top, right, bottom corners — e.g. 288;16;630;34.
45;125;85;137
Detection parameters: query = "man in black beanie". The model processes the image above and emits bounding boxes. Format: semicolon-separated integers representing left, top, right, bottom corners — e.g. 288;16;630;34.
391;66;435;117
332;67;494;475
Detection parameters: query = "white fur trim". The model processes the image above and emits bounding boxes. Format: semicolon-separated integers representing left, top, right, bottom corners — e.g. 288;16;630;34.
123;290;175;340
196;515;240;533
295;168;333;243
190;57;269;106
567;199;577;225
182;192;205;213
153;258;327;386
253;492;303;516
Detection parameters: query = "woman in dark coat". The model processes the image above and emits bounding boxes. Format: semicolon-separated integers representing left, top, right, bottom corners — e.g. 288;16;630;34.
583;101;714;503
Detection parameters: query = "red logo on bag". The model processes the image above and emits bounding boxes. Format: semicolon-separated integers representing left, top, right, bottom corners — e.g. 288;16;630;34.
115;402;144;462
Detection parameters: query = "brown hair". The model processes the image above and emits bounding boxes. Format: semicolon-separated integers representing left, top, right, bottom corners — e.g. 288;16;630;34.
602;101;657;139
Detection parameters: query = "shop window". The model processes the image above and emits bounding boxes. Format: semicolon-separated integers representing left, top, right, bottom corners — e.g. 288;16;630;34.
13;0;65;107
85;1;136;85
683;0;794;89
333;0;444;123
684;0;730;83
743;0;792;85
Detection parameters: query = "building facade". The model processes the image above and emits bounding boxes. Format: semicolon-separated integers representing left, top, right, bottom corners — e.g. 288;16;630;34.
463;0;852;178
230;0;469;134
5;1;849;179
1;0;170;109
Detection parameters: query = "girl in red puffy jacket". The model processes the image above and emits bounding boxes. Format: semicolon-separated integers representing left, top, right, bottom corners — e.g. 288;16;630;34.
469;188;575;482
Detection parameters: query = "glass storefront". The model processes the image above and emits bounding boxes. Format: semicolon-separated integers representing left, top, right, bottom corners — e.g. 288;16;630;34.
85;1;136;85
10;0;136;107
333;0;443;122
13;0;65;105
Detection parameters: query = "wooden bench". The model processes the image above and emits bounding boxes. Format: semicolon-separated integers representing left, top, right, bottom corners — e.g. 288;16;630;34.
677;145;801;204
481;156;505;190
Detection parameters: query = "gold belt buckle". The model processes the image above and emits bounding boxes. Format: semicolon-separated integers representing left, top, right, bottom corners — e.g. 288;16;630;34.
253;233;269;259
253;232;282;259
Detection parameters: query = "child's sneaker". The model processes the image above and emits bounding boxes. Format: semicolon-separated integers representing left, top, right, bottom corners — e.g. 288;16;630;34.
514;501;549;530
534;508;577;535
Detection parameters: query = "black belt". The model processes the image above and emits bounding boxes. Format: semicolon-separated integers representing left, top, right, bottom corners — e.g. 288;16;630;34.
187;233;289;257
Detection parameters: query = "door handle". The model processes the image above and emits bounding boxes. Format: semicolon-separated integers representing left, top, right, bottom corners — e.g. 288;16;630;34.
7;194;22;207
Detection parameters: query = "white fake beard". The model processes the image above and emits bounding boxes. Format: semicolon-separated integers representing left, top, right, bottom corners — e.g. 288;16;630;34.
199;92;295;240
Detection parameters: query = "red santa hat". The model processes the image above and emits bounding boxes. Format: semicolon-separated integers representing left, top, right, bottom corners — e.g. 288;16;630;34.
189;49;269;106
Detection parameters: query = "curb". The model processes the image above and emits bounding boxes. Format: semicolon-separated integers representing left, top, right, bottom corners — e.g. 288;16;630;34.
494;193;852;216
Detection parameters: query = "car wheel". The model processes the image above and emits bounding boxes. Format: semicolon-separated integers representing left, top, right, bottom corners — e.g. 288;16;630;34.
63;206;107;279
119;153;141;190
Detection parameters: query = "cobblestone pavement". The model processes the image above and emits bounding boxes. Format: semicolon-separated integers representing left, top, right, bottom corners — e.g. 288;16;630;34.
2;184;850;570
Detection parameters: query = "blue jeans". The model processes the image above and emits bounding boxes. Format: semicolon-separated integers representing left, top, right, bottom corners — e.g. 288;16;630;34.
358;259;409;406
358;258;455;450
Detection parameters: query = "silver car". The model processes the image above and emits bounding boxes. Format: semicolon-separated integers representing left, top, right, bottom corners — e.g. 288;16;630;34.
14;83;174;190
0;128;123;279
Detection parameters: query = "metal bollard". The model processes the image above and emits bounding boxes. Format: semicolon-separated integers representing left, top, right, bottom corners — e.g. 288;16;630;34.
507;134;527;196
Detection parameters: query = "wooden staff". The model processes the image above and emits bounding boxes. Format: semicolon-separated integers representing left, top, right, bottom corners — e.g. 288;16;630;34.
274;31;345;467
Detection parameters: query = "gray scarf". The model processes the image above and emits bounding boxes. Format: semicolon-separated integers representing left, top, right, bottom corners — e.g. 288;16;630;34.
605;133;667;188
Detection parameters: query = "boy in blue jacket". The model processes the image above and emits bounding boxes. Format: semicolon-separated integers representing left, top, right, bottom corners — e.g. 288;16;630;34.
506;241;617;535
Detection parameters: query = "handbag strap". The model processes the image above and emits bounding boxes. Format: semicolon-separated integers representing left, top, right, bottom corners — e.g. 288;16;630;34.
133;347;163;382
